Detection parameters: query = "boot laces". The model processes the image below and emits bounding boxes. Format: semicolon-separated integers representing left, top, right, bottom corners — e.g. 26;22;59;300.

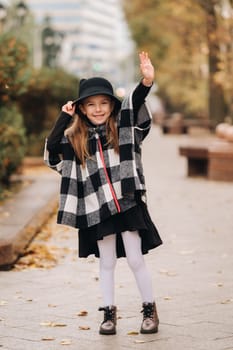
141;303;154;320
98;306;114;323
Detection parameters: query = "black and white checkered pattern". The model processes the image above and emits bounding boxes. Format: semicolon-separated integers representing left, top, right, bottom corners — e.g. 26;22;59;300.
44;94;152;229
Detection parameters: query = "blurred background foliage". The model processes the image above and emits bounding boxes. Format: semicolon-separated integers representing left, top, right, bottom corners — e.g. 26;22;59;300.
124;0;233;122
0;105;26;186
0;31;78;194
18;68;78;155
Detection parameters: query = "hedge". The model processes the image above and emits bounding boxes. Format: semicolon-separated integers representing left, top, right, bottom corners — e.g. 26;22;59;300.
0;105;26;188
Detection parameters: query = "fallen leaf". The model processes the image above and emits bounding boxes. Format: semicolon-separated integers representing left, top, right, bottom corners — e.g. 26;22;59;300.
48;304;57;308
220;299;233;304
135;340;146;343
164;296;172;300
14;243;58;270
179;250;194;255
40;322;53;327
159;269;177;277
79;326;90;330
127;331;139;335
60;339;72;345
40;321;67;327
0;301;8;306
52;323;67;327
77;310;88;316
41;336;55;341
217;283;223;287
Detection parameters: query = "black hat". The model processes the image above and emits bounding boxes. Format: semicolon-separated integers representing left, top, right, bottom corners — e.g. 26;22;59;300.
72;77;122;114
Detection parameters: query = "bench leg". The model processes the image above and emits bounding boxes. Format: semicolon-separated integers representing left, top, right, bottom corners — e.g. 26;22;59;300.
187;158;208;177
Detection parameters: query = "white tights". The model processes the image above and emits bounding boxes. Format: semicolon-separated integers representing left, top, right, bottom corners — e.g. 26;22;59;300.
97;231;154;306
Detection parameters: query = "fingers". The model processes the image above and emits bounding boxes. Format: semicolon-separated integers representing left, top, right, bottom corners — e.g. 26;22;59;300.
139;51;150;64
62;100;75;115
139;51;155;85
66;101;74;111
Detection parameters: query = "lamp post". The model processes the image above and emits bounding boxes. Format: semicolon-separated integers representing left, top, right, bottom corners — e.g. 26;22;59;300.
0;3;7;32
42;16;62;68
0;1;28;32
15;1;28;27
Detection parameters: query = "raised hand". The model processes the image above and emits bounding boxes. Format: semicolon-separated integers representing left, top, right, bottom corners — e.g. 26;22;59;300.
139;51;155;86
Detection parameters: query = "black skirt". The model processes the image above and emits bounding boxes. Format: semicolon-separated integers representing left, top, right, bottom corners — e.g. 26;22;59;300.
78;201;162;258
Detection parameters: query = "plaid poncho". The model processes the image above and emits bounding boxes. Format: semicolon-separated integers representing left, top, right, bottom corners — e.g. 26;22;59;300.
44;92;152;229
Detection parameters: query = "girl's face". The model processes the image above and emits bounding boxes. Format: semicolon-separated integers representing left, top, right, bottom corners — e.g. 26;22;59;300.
79;94;114;125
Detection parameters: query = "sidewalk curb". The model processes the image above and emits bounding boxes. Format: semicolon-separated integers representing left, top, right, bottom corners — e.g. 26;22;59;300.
0;172;59;270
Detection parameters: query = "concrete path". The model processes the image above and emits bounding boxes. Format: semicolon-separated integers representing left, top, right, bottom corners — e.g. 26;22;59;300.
0;166;59;268
0;127;233;350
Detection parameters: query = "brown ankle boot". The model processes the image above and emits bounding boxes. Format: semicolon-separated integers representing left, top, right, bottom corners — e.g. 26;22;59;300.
140;302;159;334
98;305;117;335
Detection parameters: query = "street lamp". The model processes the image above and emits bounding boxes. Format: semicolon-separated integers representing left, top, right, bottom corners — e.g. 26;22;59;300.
42;16;62;68
15;1;28;27
0;3;7;32
0;1;28;32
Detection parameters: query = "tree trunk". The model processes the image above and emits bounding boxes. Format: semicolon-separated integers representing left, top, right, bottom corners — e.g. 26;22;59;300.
205;3;227;125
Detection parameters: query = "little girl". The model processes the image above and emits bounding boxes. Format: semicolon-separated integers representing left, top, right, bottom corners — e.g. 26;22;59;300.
45;52;162;335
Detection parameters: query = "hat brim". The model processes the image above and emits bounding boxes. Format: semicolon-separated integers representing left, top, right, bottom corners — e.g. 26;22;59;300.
72;92;122;113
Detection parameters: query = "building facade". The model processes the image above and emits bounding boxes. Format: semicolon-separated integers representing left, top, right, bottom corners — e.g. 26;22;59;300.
24;0;135;88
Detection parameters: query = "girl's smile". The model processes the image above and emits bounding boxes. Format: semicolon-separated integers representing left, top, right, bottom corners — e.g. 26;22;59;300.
80;94;114;125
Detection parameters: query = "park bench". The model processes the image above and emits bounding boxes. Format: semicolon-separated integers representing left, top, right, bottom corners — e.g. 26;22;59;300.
160;113;213;135
179;139;233;181
179;142;209;176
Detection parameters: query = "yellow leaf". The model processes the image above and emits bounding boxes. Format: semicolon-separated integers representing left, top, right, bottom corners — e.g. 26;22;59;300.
77;310;88;316
52;323;67;327
220;299;233;304
127;331;139;335
0;301;8;306
79;326;90;330
135;340;146;343
48;304;57;308
40;322;53;327
40;321;67;327
217;283;223;287
41;336;55;341
164;296;172;300
60;339;72;345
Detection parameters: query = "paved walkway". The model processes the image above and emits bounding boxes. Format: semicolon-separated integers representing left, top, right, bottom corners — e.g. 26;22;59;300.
0;127;233;350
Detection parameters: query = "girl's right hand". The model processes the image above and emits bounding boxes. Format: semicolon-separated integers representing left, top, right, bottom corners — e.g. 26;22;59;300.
62;101;76;116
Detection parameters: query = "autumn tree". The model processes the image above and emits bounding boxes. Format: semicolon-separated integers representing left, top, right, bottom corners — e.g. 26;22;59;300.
124;0;208;117
196;0;229;123
124;0;232;124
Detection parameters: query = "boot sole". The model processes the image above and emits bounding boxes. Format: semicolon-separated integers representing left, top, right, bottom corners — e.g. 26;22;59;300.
99;329;116;335
140;326;158;334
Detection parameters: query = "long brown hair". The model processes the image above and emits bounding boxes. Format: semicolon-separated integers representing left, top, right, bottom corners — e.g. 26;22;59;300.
65;113;119;167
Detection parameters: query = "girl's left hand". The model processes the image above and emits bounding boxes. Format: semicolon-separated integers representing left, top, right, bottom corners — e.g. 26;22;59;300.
139;51;155;87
